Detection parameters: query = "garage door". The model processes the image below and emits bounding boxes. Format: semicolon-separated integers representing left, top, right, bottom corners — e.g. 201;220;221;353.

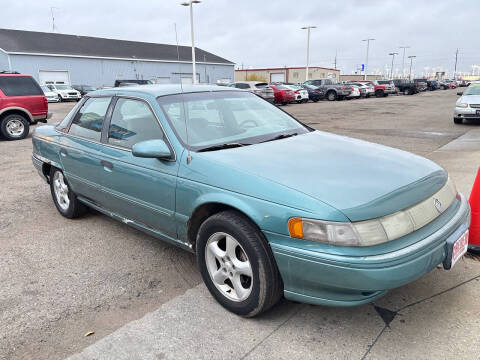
270;73;285;83
38;70;70;85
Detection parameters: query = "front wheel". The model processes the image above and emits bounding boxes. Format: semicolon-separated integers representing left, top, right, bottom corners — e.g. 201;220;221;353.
454;117;463;124
196;211;283;317
49;168;87;218
375;90;384;98
0;113;30;140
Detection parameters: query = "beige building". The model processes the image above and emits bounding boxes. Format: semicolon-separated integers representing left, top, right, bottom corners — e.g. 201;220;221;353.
339;74;383;82
235;66;340;83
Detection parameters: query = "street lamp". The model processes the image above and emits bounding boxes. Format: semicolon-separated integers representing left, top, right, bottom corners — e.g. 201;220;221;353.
408;55;416;80
301;26;316;81
362;38;375;80
389;52;398;79
399;46;410;78
180;0;201;84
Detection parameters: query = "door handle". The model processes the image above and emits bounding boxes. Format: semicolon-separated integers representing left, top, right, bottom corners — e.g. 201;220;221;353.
60;148;68;157
100;160;113;171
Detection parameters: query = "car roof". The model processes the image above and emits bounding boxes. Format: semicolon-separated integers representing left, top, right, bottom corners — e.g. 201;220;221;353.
91;84;241;97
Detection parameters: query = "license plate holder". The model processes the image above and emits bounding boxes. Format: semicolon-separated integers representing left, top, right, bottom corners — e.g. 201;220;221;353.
444;227;469;270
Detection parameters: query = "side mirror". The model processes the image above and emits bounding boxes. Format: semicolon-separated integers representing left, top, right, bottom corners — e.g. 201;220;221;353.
457;91;463;96
132;139;172;159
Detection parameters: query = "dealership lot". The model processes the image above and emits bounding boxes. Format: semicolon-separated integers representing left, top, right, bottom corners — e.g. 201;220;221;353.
1;90;480;359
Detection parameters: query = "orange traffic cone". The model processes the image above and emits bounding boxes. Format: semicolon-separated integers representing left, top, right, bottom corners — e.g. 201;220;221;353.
468;168;480;252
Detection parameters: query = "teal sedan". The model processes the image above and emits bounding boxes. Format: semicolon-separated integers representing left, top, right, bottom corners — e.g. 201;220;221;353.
32;85;471;317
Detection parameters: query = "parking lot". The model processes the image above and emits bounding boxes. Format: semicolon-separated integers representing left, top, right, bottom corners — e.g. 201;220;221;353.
2;89;480;360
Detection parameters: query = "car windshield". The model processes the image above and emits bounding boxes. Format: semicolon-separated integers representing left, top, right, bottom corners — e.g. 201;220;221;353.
157;91;309;151
463;86;480;95
84;86;96;91
254;83;269;88
55;85;72;90
41;86;50;92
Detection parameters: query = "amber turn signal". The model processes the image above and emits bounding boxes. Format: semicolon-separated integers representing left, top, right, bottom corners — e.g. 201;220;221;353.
288;217;304;238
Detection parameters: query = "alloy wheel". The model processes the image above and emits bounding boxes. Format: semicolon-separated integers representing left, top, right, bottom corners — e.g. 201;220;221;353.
5;118;25;137
53;171;70;211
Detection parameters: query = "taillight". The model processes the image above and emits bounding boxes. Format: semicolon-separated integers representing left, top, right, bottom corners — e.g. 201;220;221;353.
43;96;48;108
341;85;345;90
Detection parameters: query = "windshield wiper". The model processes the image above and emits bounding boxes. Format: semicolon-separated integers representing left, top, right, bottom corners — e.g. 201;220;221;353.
261;133;298;143
196;142;249;152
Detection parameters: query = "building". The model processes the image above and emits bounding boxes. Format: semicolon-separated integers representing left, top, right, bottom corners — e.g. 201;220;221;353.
339;74;383;82
235;66;340;83
0;28;234;87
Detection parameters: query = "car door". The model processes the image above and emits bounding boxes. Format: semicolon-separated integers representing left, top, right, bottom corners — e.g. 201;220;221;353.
100;96;178;237
60;96;113;204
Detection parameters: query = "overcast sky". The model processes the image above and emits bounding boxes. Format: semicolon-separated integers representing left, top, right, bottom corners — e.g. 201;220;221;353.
2;0;478;77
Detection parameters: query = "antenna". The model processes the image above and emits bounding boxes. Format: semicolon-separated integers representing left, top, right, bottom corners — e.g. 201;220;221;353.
174;23;192;164
50;7;59;32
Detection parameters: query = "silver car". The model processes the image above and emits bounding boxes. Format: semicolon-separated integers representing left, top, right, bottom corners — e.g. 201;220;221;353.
230;81;275;103
454;85;480;124
41;85;60;103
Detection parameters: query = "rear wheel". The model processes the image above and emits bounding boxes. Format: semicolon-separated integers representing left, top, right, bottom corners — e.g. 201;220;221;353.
454;117;463;124
196;210;283;317
326;91;337;101
49;167;87;218
0;113;30;140
375;90;384;98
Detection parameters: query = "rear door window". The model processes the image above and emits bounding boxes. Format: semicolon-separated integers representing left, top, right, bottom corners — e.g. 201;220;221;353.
0;76;43;96
69;97;111;141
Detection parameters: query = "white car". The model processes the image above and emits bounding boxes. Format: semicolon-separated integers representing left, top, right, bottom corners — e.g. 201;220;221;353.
41;86;60;103
46;84;81;102
347;85;361;99
351;83;375;97
284;85;309;103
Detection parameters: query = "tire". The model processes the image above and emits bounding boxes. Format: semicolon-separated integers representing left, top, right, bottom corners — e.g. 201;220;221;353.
296;100;302;104
0;113;30;140
454;117;463;124
49;167;87;218
375;90;384;98
281;102;288;106
196;210;283;317
383;93;389;97
326;91;337;101
403;89;409;95
313;99;319;102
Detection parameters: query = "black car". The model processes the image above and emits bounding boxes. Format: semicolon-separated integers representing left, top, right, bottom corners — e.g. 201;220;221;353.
426;80;440;91
392;79;418;95
72;85;97;96
114;79;153;87
297;84;324;102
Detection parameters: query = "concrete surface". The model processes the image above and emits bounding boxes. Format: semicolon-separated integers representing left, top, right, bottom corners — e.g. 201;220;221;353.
1;90;480;360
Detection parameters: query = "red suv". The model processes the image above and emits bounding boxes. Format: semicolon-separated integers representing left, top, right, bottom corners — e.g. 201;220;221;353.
0;73;49;140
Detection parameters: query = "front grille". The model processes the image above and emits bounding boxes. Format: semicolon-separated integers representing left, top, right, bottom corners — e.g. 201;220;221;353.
68;92;77;95
469;104;480;108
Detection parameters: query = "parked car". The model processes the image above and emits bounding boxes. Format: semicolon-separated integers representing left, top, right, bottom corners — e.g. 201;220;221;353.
41;85;60;103
357;80;390;98
72;85;98;96
347;85;361;99
446;80;458;89
304;79;352;101
283;84;309;103
453;84;480;124
296;84;324;102
458;80;468;87
426;80;440;91
392;79;418;95
0;73;50;140
46;83;81;102
377;80;397;94
350;82;374;97
269;84;295;105
413;79;428;91
114;79;153;87
229;81;275;103
31;84;471;317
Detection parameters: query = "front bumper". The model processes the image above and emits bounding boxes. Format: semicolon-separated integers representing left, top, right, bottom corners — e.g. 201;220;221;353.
454;106;480;119
266;193;470;306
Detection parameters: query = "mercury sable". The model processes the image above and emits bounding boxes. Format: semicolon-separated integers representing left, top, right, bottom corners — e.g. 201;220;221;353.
32;85;471;317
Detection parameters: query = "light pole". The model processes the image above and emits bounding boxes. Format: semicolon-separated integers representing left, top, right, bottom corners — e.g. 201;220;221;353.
399;46;410;78
301;26;316;81
408;55;416;80
362;38;375;80
388;52;398;79
181;0;201;84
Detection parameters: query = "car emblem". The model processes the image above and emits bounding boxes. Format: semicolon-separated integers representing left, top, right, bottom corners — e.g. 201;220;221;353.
433;198;442;213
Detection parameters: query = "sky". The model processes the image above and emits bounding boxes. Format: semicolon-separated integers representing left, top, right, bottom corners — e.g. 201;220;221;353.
2;0;478;77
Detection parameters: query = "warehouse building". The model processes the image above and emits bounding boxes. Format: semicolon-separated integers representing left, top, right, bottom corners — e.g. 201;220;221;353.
235;66;340;83
0;28;234;87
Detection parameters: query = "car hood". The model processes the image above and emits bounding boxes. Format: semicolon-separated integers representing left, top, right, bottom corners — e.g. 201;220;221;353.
199;131;447;221
460;95;480;104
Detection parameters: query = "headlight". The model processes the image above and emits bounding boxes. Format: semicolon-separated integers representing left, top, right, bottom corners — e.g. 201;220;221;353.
288;177;457;247
456;102;468;108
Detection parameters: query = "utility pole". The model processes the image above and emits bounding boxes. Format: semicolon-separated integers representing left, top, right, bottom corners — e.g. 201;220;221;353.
389;52;398;79
454;48;459;80
399;46;410;78
362;38;375;80
334;50;337;70
301;26;316;81
180;0;201;84
50;7;59;32
408;55;416;80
